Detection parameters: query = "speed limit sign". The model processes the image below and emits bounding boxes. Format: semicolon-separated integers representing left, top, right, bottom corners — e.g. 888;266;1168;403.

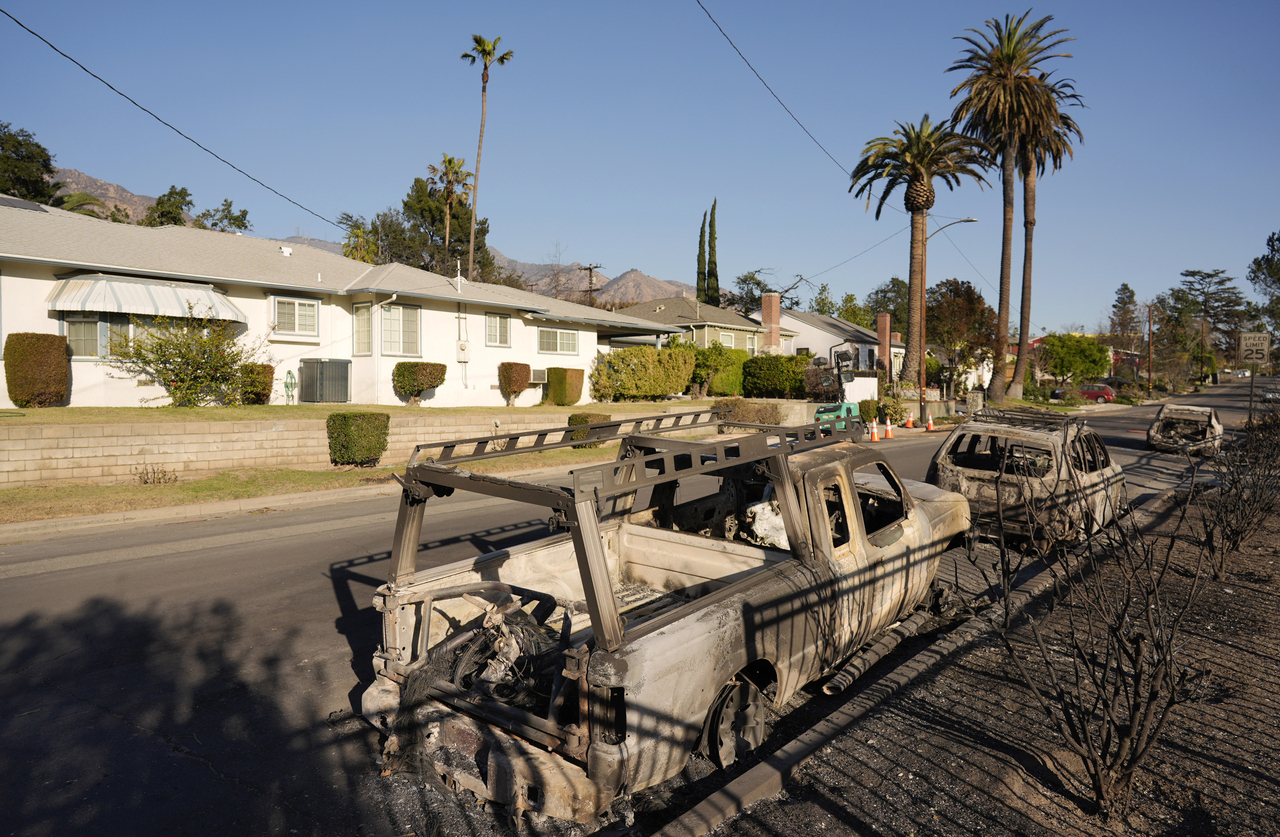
1241;332;1271;364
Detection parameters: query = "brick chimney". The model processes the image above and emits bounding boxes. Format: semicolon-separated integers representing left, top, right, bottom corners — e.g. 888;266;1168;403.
762;292;781;354
878;313;892;373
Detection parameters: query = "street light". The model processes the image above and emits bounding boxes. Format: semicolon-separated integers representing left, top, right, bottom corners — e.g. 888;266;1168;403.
920;217;977;426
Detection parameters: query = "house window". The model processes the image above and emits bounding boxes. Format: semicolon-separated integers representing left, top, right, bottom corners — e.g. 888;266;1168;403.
746;334;757;356
382;305;420;356
66;314;99;357
538;328;578;355
353;303;372;355
273;297;319;337
720;332;735;349
486;313;510;347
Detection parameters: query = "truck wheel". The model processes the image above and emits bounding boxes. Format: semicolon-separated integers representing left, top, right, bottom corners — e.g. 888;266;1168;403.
706;678;766;769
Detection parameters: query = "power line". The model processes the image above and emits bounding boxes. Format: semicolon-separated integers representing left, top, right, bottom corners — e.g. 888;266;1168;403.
805;225;909;281
1;7;340;231
694;0;848;177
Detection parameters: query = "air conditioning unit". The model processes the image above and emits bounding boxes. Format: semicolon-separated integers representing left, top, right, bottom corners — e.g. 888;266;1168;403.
299;358;351;403
530;369;548;384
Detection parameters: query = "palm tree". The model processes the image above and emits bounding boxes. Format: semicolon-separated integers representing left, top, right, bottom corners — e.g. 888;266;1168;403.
1007;98;1083;397
948;11;1076;401
849;115;988;382
460;34;513;282
51;191;105;218
425;153;473;273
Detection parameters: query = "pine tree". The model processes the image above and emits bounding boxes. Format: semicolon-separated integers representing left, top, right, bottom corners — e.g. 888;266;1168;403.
707;199;720;305
697;211;707;302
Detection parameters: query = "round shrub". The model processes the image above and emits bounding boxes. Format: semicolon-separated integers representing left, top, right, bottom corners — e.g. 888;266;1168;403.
240;363;275;405
742;354;806;399
568;412;612;448
498;362;531;407
326;412;390;466
3;332;69;408
392;362;446;399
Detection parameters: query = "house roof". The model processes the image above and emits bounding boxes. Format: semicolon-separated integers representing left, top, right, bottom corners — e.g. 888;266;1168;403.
0;195;672;337
780;309;904;347
616;296;795;335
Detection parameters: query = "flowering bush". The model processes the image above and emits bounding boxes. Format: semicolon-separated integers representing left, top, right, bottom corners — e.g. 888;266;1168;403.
104;307;271;407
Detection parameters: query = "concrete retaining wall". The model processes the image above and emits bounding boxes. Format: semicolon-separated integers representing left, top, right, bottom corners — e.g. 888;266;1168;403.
0;408;730;487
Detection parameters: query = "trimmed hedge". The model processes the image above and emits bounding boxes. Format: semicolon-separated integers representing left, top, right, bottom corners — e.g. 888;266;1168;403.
858;399;879;423
240;363;275;405
392;362;446;399
589;346;696;401
568;412;612;448
742;354;807;399
713;397;783;428
547;367;584;406
3;332;69;408
498;362;531;407
326;412;390;466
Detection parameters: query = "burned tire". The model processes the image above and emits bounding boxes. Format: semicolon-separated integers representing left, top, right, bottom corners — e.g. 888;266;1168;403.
705;678;767;769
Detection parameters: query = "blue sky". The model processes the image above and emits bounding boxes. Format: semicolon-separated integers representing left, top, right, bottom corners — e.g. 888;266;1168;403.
5;1;1278;333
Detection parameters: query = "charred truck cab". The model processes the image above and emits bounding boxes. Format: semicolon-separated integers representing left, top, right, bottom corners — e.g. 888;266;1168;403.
363;410;969;823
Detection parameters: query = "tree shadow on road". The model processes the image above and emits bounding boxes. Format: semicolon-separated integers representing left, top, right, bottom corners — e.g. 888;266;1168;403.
0;597;435;836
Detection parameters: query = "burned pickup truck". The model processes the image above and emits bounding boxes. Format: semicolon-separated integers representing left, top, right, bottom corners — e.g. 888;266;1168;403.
362;410;969;823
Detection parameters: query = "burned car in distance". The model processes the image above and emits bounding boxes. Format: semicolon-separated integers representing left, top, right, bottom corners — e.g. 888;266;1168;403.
1146;404;1224;456
362;410;970;824
925;408;1126;549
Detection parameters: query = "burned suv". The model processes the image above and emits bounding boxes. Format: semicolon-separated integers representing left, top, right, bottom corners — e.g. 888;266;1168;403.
926;408;1126;547
1147;404;1224;456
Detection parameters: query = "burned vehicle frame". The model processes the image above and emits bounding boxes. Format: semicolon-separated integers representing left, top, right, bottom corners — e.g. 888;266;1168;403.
362;410;970;823
926;407;1127;549
1146;404;1224;456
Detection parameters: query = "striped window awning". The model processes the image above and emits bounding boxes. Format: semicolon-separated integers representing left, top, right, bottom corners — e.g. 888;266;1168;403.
46;275;248;323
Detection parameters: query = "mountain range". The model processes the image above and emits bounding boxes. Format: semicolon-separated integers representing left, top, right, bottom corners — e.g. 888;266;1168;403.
50;169;693;305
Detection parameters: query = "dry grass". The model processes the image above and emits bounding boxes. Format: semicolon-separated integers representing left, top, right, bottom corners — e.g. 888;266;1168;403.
0;443;623;525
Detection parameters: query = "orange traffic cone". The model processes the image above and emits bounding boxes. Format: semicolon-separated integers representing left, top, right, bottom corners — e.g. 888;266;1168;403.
906;410;914;429
885;421;894;439
926;412;935;432
869;420;879;442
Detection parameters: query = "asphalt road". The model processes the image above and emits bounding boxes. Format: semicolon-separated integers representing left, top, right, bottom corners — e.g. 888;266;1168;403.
0;387;1251;836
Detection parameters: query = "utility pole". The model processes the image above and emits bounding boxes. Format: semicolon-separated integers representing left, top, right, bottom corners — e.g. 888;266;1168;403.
583;264;603;308
1148;305;1155;399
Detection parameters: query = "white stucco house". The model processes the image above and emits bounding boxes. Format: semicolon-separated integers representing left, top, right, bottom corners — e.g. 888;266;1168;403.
0;195;673;408
759;309;905;375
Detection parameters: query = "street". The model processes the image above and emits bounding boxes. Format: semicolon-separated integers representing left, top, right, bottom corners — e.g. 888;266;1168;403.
0;386;1255;836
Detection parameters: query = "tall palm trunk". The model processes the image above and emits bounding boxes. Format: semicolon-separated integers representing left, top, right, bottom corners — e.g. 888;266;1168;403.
1007;153;1037;399
987;140;1016;401
904;208;927;383
443;191;458;273
466;71;489;281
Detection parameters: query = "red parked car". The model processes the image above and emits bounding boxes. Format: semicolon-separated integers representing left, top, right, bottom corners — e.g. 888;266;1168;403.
1050;383;1117;404
1077;383;1117;404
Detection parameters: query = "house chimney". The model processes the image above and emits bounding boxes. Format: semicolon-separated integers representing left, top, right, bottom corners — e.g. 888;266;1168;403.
762;292;781;354
879;313;892;374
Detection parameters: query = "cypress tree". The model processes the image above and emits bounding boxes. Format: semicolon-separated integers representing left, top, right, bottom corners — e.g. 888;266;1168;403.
707;199;719;305
697;211;707;302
